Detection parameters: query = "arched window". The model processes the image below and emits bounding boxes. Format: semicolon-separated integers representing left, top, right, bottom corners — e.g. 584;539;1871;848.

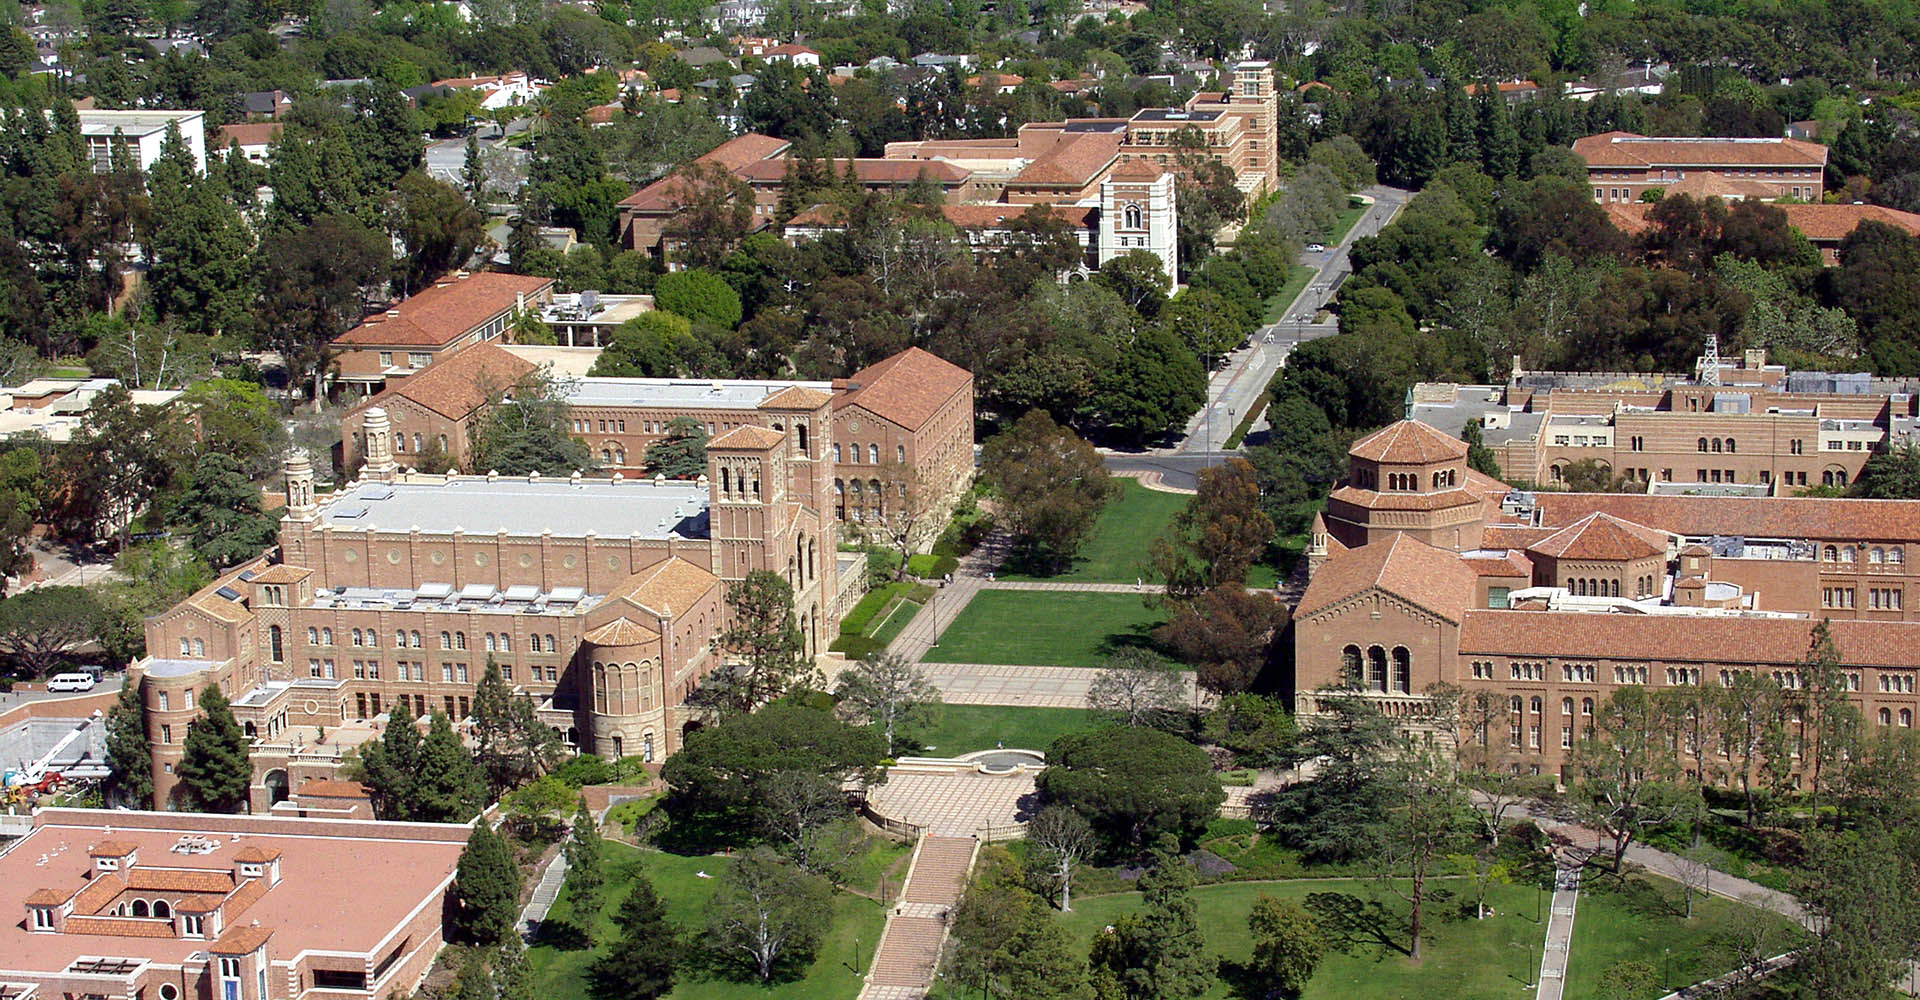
1123;203;1142;229
1342;645;1362;686
1825;545;1839;562
440;631;451;649
130;900;149;917
1698;437;1709;452
456;632;467;650
307;627;318;644
322;628;332;645
1842;547;1857;563
350;629;362;646
1725;438;1736;454
1610;579;1620;597
485;633;497;652
396;629;407;647
832;443;842;463
152;900;170;919
545;634;557;652
1510;695;1523;713
501;635;512;652
1871;547;1885;564
898;444;906;463
1530;696;1543;714
1881;708;1892;725
1391;646;1411;693
869;444;879;464
1582;698;1594;716
1893;547;1907;565
268;626;283;663
410;630;421;648
413;433;423;453
1562;697;1574;715
1710;438;1722;453
193;638;205;657
849;441;860;463
1904;709;1913;728
1367;646;1387;692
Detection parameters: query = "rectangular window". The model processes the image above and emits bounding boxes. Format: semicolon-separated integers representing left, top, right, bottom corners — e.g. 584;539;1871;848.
409;352;431;368
161;724;172;744
159;692;169;711
457;664;469;683
1489;587;1510;609
379;351;393;367
503;665;514;682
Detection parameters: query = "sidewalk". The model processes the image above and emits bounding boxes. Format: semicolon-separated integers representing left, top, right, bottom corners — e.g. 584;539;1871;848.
1535;851;1583;1000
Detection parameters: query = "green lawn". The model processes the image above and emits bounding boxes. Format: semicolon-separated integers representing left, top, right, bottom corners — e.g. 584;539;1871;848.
1261;264;1320;322
1326;199;1368;245
528;842;887;1000
1563;875;1808;1000
922;590;1169;668
868;596;923;647
1002;478;1188;584
901;704;1100;756
1045;874;1795;1000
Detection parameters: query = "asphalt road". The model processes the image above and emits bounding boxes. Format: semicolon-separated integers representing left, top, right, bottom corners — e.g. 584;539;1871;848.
1175;185;1410;457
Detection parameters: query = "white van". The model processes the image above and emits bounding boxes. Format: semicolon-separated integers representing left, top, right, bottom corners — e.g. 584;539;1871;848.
47;673;97;692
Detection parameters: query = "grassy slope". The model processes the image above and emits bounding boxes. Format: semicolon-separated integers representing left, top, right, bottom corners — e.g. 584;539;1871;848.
921;590;1168;668
1000;478;1188;584
902;704;1099;756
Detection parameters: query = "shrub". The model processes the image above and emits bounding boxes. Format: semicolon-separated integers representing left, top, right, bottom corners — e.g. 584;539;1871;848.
830;635;883;659
906;553;959;578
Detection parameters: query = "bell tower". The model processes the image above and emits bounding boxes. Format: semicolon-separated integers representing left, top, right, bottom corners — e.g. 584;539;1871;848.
362;407;398;482
283;450;317;522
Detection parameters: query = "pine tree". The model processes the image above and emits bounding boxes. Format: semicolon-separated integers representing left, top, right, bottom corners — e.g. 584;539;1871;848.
359;697;423;820
472;657;518;793
592;865;677;999
103;676;152;808
463;132;487;204
453;948;492;1000
177;685;252;813
1091;846;1215;1000
715;571;806;714
453;823;522;946
414;711;487;823
495;934;534;1000
565;798;606;924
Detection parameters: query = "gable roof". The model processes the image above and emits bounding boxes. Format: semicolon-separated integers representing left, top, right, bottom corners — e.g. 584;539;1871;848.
618;134;792;213
1295;533;1477;624
334;273;553;348
611;557;718;616
1605;200;1920;243
1571;131;1829;169
1460;611;1920;668
1526;512;1667;561
735;157;971;185
832;347;973;431
709;424;786;449
1519;492;1920;544
1009;132;1120;187
349;342;535;422
215;122;282;148
1348;419;1468;464
757;385;835;409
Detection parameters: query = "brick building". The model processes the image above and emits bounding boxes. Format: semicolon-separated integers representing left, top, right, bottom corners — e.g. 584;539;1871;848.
1;808;467;1000
335;347;976;548
1574;131;1829;204
1296;418;1920;781
1407;349;1920;491
330;272;554;396
134;397;840;807
1604;200;1920;265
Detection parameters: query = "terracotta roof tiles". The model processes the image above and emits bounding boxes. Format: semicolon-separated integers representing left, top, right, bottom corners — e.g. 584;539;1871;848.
584;617;662;646
757;385;835;409
349;342;536;422
297;779;369;799
1519;493;1920;543
1009;132;1120;187
1572;131;1829;168
1295;533;1478;624
1349;420;1469;464
231;846;283;863
832;347;972;431
1526;512;1667;561
709;424;786;449
212;924;275;954
24;888;64;905
611;558;718;617
1461;611;1920;668
87;840;137;857
333;273;553;348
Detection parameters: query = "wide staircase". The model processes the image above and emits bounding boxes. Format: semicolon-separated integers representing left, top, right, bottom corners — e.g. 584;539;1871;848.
859;835;979;1000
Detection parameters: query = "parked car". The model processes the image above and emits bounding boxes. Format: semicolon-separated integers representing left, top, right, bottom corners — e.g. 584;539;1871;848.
1306;243;1326;253
47;672;97;692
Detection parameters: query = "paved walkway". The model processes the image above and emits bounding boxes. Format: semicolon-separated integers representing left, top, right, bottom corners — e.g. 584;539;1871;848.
859;835;980;1000
1536;850;1583;1000
517;849;569;939
866;769;1037;838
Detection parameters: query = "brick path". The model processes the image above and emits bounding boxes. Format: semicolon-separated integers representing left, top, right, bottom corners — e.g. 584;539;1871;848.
865;770;1037;838
859;836;979;1000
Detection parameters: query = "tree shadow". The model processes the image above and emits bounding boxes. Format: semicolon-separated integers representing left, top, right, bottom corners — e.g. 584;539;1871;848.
1095;622;1170;658
1304;890;1411;958
531;918;590;952
1219;959;1282;1000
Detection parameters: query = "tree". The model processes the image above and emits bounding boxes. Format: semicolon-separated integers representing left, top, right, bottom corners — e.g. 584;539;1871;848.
1085;648;1187;729
1717;671;1785;826
706;847;832;982
453;823;522;946
1037;726;1224;852
1448;847;1513;921
103;675;152;807
641;415;708;477
255;215;390;411
592;862;677;999
654;268;743;328
660;702;886;844
1028;804;1094;912
1461;419;1502;478
1095;249;1173;317
178;379;288;478
472;658;565;794
1375;741;1469;960
664;161;755;268
863;460;940;578
414;711;487;823
1248;895;1325;998
471;370;595;476
1570;686;1688;872
170;453;279;569
1092;325;1207;444
52;383;190;548
834;650;940;754
592;312;699;378
1595;960;1659;1000
0;586;105;677
1263;692;1399;864
495;934;534;1000
1155;585;1283;697
389;169;485;295
177;685;251;813
981;410;1115;574
1150;458;1274;598
565;798;606;925
715;571;807;715
356;697;422;820
1090;847;1216;1000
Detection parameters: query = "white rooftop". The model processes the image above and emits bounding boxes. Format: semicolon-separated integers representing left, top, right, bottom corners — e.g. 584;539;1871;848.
562;377;831;410
316;476;711;539
76;108;204;136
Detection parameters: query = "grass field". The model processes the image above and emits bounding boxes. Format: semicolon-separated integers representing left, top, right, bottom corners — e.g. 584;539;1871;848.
1261;264;1320;322
902;704;1100;756
1002;478;1188;584
1045;874;1795;1000
922;590;1168;668
1326;199;1368;245
527;841;889;1000
1563;875;1808;1000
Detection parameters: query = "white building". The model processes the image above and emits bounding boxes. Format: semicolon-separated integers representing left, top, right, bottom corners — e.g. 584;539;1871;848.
1098;164;1178;285
76;109;206;174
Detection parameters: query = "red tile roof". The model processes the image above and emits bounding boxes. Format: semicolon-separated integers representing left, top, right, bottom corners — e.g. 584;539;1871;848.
757;385;835;409
1518;493;1920;544
710;424;786;449
334;273;553;348
1349;420;1468;464
1572;131;1829;169
611;557;718;617
1295;533;1478;624
1604;200;1920;243
618;134;792;212
1010;132;1121;187
1461;610;1920;667
215;122;282;148
736;158;970;185
584;617;661;645
296;780;368;799
1526;512;1667;561
349;342;536;422
833;347;973;431
212;924;275;954
231;846;283;863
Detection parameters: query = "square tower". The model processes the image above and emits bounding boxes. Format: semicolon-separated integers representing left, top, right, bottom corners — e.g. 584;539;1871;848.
1100;166;1179;285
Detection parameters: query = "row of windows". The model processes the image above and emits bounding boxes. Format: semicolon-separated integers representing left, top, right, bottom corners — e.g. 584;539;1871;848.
833;442;906;465
305;659;562;684
303;627;561;652
1821;545;1906;565
1341;645;1412;694
1697;437;1737;453
1470;662;1596;683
